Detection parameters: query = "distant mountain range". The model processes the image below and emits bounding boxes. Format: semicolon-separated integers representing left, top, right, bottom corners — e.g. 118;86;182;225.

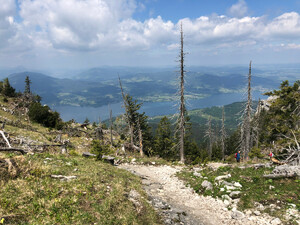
5;66;284;108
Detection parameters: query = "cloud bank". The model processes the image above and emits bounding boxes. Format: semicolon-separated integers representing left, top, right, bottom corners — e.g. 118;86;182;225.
1;0;300;68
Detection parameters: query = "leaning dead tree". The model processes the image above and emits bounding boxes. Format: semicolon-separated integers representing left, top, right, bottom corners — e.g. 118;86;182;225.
220;106;227;161
177;23;186;164
205;116;213;160
240;61;253;160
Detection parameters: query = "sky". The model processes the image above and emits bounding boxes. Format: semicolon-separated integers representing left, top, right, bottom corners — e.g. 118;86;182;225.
1;0;300;70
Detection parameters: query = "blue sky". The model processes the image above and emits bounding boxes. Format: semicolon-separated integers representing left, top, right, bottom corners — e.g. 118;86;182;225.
134;0;300;21
0;0;300;71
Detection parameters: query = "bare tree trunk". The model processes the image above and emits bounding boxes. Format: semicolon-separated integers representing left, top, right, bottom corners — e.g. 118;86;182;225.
206;116;213;161
254;99;261;148
221;106;226;161
241;61;253;160
137;118;144;156
110;108;113;146
179;23;185;164
118;75;134;146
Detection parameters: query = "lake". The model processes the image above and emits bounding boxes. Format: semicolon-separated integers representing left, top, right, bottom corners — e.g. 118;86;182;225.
52;92;265;123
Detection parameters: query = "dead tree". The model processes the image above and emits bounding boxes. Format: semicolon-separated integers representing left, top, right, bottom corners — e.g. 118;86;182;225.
253;99;262;148
281;131;300;165
110;108;113;146
178;23;186;164
220;106;227;161
241;61;253;160
205;116;213;160
118;75;134;146
137;118;144;156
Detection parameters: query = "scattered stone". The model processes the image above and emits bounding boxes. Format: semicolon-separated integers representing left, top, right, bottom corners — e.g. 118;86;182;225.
271;218;281;225
201;180;213;190
233;182;242;188
82;152;96;157
131;158;136;163
223;200;230;206
193;171;202;177
229;191;241;199
151;162;156;165
253;210;261;216
269;185;275;190
222;195;231;201
231;210;245;220
74;168;78;172
225;185;236;191
50;175;77;181
220;188;225;192
245;210;252;216
215;174;231;181
128;189;143;213
66;162;71;166
221;180;234;186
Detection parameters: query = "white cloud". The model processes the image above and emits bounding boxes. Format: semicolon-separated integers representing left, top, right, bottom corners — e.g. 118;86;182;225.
228;0;248;18
0;0;17;49
264;12;300;39
1;0;300;67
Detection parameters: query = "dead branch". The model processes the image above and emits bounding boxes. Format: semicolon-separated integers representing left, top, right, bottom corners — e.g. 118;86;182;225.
0;147;27;154
263;173;297;179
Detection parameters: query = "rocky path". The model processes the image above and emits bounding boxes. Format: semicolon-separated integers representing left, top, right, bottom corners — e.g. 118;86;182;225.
119;164;282;225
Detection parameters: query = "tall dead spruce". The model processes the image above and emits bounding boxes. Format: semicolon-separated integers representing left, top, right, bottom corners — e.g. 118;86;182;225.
205;116;213;160
118;75;134;147
220;106;227;161
178;23;186;164
241;61;253;160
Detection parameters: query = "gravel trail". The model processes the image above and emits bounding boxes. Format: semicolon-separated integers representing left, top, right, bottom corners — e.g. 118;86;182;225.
119;164;280;225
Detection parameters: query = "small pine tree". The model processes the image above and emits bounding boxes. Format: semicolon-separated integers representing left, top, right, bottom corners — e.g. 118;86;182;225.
2;78;16;97
24;76;31;94
155;116;174;159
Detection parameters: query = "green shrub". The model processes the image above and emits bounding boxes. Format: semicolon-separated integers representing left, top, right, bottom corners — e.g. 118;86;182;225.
90;140;113;159
249;147;264;159
28;102;63;129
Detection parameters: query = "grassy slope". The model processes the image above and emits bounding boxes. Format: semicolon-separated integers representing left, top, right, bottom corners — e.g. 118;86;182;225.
0;153;161;224
0;96;162;225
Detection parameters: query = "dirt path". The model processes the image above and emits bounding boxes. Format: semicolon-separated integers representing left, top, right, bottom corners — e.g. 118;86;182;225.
119;164;279;225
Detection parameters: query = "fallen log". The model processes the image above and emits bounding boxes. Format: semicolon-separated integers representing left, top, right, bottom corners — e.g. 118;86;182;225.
82;152;96;157
0;147;27;154
263;173;297;179
102;155;115;165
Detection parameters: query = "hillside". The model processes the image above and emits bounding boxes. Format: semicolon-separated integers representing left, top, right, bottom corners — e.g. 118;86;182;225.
6;70;279;108
0;95;162;224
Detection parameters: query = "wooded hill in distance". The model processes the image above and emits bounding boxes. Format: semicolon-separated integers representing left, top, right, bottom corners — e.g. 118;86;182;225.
7;68;281;107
